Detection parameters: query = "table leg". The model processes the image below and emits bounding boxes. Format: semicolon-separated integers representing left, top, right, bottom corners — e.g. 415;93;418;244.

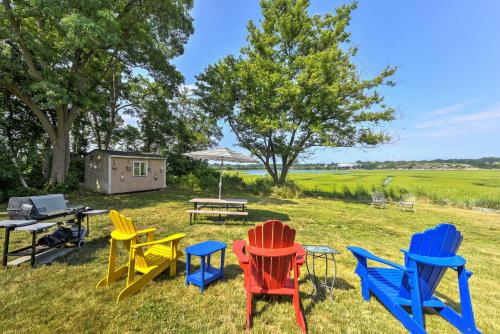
325;253;328;287
312;253;318;297
186;253;191;286
77;216;82;246
305;252;316;296
2;227;11;266
86;215;90;237
194;203;198;223
200;255;205;293
207;254;211;269
220;249;225;279
31;231;37;267
329;254;337;298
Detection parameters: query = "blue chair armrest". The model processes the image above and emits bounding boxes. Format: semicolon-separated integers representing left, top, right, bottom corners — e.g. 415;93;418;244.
348;246;405;270
405;252;466;267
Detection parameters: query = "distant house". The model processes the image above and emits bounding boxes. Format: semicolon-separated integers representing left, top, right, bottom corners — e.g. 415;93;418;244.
84;149;167;194
337;163;357;170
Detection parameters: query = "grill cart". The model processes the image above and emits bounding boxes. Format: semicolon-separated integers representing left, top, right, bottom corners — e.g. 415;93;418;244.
0;194;107;267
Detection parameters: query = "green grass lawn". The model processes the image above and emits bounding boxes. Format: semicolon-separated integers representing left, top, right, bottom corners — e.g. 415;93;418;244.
0;186;498;333
234;169;500;209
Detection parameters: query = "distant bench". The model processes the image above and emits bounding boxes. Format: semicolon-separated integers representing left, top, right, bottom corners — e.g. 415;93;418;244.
186;210;248;225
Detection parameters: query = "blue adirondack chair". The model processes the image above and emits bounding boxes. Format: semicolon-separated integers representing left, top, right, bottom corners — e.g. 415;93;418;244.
348;224;481;334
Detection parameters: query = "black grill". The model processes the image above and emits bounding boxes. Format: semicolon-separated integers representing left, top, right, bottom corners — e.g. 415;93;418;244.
7;194;86;220
1;194;95;267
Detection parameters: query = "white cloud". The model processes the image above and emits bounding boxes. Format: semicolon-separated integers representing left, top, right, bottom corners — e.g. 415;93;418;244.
427;100;473;115
410;102;500;138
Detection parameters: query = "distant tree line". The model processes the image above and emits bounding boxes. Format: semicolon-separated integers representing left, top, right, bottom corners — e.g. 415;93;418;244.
223;157;500;171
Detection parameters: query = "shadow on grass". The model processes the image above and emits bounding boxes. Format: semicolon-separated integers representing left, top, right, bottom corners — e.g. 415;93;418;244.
189;208;290;226
433;291;461;311
53;235;110;266
300;277;355;317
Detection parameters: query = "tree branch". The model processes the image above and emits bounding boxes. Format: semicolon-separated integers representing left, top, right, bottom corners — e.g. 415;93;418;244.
0;80;56;141
3;0;44;82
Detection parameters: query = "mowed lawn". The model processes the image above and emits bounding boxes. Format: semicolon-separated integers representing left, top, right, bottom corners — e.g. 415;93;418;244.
0;187;499;333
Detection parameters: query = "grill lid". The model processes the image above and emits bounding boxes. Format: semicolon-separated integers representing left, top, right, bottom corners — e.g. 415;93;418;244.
8;194;70;219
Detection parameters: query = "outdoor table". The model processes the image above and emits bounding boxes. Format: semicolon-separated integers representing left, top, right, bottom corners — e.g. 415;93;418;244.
185;240;226;293
188;198;248;224
303;245;341;300
189;198;247;211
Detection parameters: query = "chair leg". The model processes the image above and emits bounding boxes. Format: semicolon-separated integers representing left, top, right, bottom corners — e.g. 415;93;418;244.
246;292;252;331
96;239;128;288
361;278;370;301
293;291;307;333
117;266;166;301
169;259;177;277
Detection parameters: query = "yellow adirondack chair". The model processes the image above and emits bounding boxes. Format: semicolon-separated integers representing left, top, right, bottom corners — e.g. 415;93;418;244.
96;210;185;301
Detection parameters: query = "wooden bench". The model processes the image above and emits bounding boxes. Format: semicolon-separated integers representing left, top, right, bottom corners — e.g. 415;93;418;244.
186;210;248;225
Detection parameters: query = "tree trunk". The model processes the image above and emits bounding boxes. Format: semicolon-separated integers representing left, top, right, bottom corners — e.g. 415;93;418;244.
49;130;70;183
41;138;51;181
277;167;288;186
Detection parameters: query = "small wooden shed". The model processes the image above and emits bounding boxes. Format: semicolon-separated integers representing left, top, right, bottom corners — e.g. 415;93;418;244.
84;150;167;194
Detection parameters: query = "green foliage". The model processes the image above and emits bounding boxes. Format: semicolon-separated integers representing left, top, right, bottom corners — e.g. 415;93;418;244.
249;177;275;195
271;181;303;199
247;177;302;199
196;0;396;185
0;0;195;182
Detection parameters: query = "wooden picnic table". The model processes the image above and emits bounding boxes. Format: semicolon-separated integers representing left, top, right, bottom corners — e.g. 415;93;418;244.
187;198;248;224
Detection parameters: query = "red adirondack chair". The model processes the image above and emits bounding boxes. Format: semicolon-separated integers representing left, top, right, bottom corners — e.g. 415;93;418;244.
233;220;307;333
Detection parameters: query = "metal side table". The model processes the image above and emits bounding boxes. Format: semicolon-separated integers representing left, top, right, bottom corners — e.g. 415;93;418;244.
303;245;341;300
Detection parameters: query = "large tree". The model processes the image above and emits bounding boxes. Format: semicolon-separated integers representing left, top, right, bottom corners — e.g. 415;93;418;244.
196;0;396;185
0;0;193;182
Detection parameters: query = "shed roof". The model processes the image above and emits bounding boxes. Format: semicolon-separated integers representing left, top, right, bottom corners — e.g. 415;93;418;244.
86;149;166;159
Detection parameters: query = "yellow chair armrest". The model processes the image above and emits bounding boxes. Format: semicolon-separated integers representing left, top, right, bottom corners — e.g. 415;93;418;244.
131;233;186;249
111;230;137;241
136;228;157;235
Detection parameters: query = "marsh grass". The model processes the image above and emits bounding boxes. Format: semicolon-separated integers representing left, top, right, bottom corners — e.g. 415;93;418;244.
0;186;498;333
235;170;500;209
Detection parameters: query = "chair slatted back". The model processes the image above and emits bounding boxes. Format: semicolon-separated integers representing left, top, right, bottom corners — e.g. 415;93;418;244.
247;220;296;290
109;210;148;269
399;223;463;300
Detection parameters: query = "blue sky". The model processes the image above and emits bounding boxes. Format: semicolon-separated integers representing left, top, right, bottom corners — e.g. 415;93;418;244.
172;0;500;163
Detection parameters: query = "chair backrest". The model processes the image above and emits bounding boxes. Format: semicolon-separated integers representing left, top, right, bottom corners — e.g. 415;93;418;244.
109;210;137;235
399;223;463;300
108;210;148;268
372;191;385;202
247;220;296;290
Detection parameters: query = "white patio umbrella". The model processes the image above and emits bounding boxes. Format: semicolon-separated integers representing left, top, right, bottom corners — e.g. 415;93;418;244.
183;147;258;199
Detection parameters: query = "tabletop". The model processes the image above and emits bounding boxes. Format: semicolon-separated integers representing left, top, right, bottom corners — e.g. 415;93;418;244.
189;198;248;205
0;220;37;228
185;240;227;256
84;209;109;216
303;245;342;255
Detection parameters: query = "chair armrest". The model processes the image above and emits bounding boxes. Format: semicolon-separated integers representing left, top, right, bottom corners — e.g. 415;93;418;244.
136;228;157;235
295;243;305;265
233;240;249;263
132;233;186;249
348;246;405;270
111;230;137;241
405;252;466;267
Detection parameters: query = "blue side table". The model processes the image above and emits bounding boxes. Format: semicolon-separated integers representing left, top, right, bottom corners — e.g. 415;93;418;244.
185;240;226;293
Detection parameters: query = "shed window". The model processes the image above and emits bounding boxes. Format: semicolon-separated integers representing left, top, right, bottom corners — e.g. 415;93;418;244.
133;161;148;176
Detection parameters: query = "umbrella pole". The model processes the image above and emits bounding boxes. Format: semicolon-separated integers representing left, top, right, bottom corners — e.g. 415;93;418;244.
219;157;224;200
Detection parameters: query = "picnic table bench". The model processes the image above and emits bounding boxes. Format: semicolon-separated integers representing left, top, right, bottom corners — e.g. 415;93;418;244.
187;198;248;224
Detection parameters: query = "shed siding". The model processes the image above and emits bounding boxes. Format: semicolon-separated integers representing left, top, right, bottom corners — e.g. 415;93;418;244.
110;157;165;194
84;152;110;193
